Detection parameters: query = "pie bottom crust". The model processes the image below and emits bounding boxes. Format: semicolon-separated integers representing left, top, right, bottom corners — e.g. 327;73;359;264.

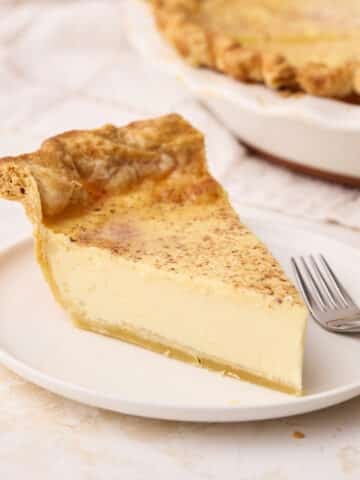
73;313;301;397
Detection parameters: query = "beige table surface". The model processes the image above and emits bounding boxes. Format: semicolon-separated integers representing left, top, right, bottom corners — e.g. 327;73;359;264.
1;1;360;478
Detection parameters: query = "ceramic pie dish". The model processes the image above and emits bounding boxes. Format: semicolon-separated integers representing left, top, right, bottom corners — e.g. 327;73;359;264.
125;1;360;186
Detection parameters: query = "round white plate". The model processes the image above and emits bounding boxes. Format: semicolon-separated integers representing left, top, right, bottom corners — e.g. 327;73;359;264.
0;213;359;422
125;1;360;184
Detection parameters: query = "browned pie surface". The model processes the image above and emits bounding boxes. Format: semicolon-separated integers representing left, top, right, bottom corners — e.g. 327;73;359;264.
0;114;303;304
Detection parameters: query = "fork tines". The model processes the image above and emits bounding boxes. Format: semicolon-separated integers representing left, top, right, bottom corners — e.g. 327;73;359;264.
291;255;356;313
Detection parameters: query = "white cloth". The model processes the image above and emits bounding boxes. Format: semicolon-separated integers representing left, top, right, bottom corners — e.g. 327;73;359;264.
0;0;360;233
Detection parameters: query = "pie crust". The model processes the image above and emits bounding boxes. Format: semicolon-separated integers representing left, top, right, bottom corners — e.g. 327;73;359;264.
150;0;360;99
0;114;303;304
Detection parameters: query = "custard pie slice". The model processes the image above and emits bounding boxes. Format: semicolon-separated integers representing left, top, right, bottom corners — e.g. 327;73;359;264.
151;0;360;99
0;114;307;394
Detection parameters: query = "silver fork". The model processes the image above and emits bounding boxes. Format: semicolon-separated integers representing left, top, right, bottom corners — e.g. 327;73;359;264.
291;254;360;333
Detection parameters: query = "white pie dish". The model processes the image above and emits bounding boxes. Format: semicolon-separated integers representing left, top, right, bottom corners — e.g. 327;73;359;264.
0;209;359;422
124;1;360;185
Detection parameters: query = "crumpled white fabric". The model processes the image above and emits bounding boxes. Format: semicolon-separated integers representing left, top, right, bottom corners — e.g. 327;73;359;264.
1;0;360;233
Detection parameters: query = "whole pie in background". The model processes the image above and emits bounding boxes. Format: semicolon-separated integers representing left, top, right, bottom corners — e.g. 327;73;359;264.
151;0;360;99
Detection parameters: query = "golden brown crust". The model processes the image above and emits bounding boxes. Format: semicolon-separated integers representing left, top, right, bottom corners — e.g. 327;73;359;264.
0;113;305;304
0;114;209;220
150;0;360;99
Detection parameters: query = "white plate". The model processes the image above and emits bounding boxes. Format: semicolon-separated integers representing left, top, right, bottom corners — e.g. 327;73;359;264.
0;213;359;422
125;1;360;183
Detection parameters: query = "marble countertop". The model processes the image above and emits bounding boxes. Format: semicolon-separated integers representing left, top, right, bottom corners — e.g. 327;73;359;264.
1;1;360;478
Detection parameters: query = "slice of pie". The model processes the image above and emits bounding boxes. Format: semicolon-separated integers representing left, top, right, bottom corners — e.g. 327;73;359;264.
0;114;307;394
151;0;360;99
